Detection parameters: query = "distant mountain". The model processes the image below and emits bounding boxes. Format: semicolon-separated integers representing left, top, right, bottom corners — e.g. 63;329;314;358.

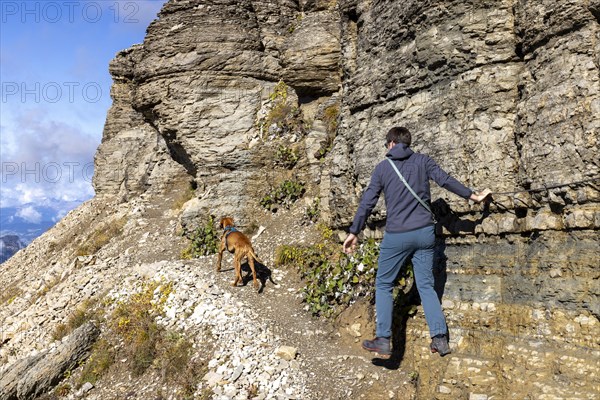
0;234;26;263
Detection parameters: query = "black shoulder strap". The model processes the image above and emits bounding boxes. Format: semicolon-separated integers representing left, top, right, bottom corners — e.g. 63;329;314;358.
386;158;437;223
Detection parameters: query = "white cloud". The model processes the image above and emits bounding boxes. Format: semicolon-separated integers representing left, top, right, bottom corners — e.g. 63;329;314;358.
12;184;47;204
0;109;99;208
16;206;42;224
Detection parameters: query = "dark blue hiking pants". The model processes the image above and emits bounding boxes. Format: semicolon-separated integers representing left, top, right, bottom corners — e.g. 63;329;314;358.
375;225;447;338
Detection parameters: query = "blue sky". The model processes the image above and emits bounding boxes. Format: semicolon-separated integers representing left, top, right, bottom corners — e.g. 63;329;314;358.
0;0;168;222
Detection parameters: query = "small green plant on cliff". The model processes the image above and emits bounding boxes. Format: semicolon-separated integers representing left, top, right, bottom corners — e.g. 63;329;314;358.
275;145;299;169
269;80;288;102
275;225;412;317
75;217;127;257
258;80;309;139
181;215;220;258
260;180;305;212
315;103;340;159
304;197;321;223
287;13;303;33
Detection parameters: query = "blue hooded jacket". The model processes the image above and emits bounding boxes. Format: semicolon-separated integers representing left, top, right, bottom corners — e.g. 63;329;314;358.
349;143;473;234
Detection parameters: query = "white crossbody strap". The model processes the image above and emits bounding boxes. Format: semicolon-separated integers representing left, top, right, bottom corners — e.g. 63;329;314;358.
386;158;437;223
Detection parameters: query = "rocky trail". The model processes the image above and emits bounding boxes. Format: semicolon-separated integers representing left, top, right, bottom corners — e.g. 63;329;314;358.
116;199;423;400
0;192;427;400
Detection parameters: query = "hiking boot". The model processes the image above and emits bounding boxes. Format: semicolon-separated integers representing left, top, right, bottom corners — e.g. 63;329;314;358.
430;334;451;356
362;337;391;358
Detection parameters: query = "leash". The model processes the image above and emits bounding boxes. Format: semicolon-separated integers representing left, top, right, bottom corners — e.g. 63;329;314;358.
491;176;599;196
485;175;599;214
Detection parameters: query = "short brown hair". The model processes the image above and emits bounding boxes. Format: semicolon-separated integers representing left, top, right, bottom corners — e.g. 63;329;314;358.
386;127;411;146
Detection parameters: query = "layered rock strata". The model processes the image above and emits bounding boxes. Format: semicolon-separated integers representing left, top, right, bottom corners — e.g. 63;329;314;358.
94;0;342;225
332;0;600;397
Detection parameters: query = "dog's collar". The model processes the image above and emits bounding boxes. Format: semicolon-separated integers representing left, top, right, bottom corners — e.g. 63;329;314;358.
224;225;237;249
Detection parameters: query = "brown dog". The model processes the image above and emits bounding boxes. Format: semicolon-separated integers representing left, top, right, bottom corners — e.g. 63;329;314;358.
216;217;260;289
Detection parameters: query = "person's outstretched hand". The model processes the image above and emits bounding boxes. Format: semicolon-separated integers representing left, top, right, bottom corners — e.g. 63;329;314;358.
343;233;358;254
470;188;492;203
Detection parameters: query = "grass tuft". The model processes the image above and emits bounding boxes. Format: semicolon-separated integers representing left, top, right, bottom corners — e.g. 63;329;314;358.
77;338;115;388
110;281;172;376
0;282;22;305
52;298;104;342
73;281;213;398
75;217;127;256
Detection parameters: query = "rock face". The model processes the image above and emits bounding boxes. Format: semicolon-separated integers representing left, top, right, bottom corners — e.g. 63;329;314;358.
1;0;599;399
329;1;599;397
93;0;342;225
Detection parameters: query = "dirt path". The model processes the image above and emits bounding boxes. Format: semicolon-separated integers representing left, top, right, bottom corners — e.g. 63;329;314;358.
206;209;418;400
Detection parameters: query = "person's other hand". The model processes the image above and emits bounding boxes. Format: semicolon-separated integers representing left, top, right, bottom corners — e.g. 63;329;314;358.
470;188;492;203
343;233;358;254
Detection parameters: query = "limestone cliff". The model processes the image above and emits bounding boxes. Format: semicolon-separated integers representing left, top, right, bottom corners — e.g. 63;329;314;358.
1;0;598;399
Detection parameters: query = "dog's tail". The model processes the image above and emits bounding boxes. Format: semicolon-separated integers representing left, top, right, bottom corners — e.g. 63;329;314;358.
248;248;263;264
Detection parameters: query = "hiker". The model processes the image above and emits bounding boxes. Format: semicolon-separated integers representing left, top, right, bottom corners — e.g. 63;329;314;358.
342;126;491;358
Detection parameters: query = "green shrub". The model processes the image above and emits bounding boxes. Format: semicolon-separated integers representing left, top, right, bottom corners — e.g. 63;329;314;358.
275;145;299;169
181;215;220;258
304;197;320;223
276;228;413;317
260;180;305;212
